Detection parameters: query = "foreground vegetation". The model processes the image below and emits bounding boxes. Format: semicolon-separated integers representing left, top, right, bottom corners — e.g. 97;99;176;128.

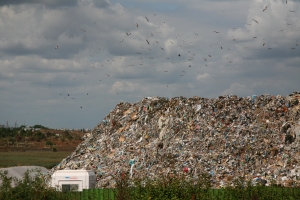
1;169;300;200
0;169;82;200
114;173;300;200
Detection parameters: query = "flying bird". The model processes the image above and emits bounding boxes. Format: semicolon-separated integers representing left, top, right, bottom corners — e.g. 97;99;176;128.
136;23;138;27
263;6;268;12
55;46;58;49
146;39;150;45
145;17;149;22
252;19;258;23
126;32;131;36
214;31;220;33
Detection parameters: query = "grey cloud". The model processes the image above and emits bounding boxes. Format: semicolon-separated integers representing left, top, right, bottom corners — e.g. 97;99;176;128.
0;0;77;7
0;42;85;59
1;43;36;56
93;0;110;8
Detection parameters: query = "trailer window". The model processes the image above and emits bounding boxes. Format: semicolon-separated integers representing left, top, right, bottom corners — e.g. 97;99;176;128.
62;184;79;192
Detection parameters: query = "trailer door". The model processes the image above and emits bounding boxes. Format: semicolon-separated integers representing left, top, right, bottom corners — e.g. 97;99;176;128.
59;180;83;192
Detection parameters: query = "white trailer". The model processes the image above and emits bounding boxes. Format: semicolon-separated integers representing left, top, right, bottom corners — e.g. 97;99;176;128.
51;169;96;192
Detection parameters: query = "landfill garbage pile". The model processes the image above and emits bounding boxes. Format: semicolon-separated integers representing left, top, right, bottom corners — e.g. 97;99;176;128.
46;92;300;188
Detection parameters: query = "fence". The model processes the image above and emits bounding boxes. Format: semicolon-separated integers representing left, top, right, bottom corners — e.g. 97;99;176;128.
73;186;300;200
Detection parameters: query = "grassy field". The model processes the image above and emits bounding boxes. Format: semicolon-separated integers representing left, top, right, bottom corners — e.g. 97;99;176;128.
0;150;73;169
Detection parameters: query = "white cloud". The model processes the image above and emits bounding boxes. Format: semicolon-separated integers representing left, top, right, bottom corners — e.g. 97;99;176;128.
196;73;211;81
221;82;254;96
109;81;145;94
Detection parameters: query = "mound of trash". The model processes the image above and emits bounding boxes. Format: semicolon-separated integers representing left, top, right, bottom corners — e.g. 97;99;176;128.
46;92;300;188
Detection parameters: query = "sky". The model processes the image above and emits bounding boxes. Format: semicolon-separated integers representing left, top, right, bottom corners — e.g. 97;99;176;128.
0;0;300;129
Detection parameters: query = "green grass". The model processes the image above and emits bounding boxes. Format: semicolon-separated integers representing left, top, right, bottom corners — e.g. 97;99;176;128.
0;151;73;169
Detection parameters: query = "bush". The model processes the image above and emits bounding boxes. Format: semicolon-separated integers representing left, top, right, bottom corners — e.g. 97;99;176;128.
112;172;300;200
33;131;46;142
46;140;53;146
0;168;80;200
33;125;48;129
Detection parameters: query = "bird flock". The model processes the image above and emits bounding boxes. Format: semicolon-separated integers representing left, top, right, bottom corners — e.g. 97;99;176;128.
51;2;299;109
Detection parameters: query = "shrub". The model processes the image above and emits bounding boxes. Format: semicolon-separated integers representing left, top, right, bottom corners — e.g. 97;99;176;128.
0;168;80;200
46;140;53;146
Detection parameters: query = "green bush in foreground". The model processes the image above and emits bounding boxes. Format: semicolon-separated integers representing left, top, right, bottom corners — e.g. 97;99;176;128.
113;172;300;200
2;169;300;200
0;169;80;200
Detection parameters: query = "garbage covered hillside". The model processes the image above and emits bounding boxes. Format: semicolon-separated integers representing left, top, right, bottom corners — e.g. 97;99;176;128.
46;92;300;188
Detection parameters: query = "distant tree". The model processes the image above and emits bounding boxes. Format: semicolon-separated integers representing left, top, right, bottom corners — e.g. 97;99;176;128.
33;131;45;142
32;124;48;129
45;140;53;146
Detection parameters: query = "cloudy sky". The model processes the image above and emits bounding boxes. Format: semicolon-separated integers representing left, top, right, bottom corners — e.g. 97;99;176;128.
1;0;299;129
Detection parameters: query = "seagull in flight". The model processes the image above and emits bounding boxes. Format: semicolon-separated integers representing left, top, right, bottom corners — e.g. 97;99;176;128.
263;6;268;12
55;46;58;49
252;19;258;23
